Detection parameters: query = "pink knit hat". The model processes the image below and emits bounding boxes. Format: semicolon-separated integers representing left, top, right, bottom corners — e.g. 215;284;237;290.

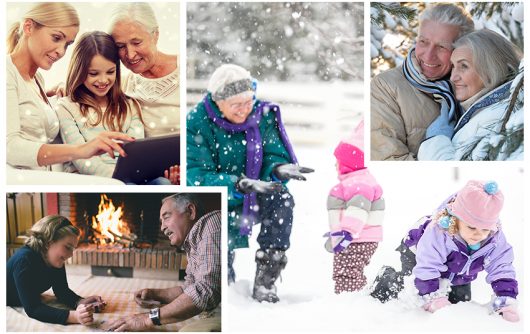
448;180;504;230
334;120;364;174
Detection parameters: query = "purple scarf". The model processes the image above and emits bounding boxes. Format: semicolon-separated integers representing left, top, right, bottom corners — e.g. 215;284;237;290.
203;95;297;236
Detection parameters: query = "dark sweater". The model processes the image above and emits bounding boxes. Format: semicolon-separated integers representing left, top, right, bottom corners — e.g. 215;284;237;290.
6;246;81;324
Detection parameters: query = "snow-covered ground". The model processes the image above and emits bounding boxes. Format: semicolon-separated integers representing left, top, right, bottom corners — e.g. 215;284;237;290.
225;145;524;332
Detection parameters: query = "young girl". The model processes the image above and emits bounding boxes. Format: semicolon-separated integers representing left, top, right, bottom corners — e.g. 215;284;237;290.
325;120;385;293
370;180;519;322
7;215;106;325
57;31;177;184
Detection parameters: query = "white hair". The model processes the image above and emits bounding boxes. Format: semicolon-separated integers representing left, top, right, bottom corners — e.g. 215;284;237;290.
420;3;474;39
108;2;159;35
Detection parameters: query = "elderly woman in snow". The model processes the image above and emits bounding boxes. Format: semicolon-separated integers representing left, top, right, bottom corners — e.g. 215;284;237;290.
187;64;313;303
417;29;523;160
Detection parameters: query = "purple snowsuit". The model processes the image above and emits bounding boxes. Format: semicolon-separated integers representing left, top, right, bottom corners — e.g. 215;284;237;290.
403;216;518;298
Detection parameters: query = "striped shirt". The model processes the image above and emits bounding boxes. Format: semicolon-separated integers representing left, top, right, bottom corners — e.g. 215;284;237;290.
182;210;221;311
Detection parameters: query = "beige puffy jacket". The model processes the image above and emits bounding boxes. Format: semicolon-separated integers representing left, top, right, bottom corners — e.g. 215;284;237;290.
370;66;440;160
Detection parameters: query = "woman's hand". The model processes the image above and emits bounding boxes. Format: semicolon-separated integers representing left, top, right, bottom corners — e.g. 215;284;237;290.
46;82;66;98
77;295;106;312
74;303;94;325
164;165;180;185
78;132;135;160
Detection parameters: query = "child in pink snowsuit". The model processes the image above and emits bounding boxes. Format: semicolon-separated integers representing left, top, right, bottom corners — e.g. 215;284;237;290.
325;120;385;293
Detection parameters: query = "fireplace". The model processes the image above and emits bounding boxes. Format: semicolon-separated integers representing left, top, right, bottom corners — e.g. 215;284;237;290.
56;192;221;277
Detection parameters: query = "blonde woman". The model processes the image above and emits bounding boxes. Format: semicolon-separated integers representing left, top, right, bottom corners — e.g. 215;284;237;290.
7;215;106;325
7;2;134;172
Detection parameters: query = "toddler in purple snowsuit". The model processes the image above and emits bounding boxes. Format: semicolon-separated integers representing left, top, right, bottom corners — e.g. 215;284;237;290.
325;121;384;293
370;180;519;322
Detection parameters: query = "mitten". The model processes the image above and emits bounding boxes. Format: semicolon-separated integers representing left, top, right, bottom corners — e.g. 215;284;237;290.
426;105;455;139
273;164;314;181
236;176;283;194
490;296;520;322
422;295;451;313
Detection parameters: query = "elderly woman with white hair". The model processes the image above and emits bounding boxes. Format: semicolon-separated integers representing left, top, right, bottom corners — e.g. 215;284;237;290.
108;2;179;138
187;64;313;303
418;29;523;160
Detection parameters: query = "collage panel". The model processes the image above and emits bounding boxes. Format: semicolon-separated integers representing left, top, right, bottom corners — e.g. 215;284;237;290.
6;191;222;331
370;2;524;161
6;2;180;185
2;1;527;333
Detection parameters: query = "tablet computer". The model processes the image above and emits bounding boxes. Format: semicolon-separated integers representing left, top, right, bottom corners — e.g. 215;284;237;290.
112;134;180;184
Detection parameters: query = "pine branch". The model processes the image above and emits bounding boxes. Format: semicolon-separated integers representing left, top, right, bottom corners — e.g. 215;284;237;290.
371;3;416;27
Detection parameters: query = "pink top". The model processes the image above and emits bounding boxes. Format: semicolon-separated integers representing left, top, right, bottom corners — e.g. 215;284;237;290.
327;168;384;248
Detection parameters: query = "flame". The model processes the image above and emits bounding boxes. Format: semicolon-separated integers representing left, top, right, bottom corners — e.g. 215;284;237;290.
91;194;130;244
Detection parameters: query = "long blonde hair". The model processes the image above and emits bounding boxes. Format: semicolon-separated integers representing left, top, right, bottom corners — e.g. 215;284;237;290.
7;2;79;54
25;215;80;259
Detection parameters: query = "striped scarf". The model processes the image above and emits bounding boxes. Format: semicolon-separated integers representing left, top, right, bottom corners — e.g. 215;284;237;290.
403;47;463;124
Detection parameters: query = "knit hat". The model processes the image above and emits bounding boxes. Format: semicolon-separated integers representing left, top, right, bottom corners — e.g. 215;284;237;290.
207;64;254;101
334;120;365;174
448;180;504;230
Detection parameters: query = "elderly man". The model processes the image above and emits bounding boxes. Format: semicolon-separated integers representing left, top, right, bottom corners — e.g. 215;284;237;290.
371;3;474;160
105;194;221;332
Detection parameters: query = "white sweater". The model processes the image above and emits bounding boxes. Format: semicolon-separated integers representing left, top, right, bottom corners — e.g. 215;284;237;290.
6;55;61;170
57;97;144;177
123;66;180;137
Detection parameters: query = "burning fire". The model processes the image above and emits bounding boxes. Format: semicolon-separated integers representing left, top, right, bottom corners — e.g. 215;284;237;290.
92;194;131;244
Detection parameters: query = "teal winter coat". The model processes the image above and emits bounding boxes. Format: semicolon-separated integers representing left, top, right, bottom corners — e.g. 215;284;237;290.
187;94;292;249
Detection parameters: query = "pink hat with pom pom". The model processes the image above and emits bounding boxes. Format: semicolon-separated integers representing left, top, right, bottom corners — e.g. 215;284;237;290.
448;180;504;230
334;120;365;174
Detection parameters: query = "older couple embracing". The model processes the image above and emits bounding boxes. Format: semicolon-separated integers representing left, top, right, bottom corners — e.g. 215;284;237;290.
371;3;523;161
7;2;179;182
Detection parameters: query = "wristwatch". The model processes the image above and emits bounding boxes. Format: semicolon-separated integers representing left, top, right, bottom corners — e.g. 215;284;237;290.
149;307;161;326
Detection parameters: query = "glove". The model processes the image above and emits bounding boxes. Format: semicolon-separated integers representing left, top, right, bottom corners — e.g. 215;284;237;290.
422;296;451;313
236;176;283;194
273;164;314;181
426;105;455;139
490;296;520;322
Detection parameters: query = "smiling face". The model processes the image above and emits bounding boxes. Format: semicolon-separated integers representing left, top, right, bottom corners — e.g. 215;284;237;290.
456;219;491;247
25;21;78;71
415;20;460;80
160;200;195;247
216;94;254;124
83;54;116;103
46;234;78;268
111;20;158;75
450;46;485;101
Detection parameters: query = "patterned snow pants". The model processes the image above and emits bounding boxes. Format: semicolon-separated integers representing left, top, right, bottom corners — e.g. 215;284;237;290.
333;242;378;294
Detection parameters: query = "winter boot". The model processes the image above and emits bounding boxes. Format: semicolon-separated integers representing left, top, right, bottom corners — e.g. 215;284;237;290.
228;250;236;285
369;266;405;303
448;283;471;304
252;249;287;303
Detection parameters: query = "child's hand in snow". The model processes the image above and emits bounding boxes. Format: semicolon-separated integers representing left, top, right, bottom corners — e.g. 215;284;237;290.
422;296;450;313
490;296;520;322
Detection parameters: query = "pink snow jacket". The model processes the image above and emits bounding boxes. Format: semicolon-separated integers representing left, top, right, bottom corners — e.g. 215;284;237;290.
326;168;384;252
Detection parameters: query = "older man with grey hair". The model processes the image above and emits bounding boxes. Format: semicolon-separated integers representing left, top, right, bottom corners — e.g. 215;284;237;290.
371;3;474;160
105;193;221;332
